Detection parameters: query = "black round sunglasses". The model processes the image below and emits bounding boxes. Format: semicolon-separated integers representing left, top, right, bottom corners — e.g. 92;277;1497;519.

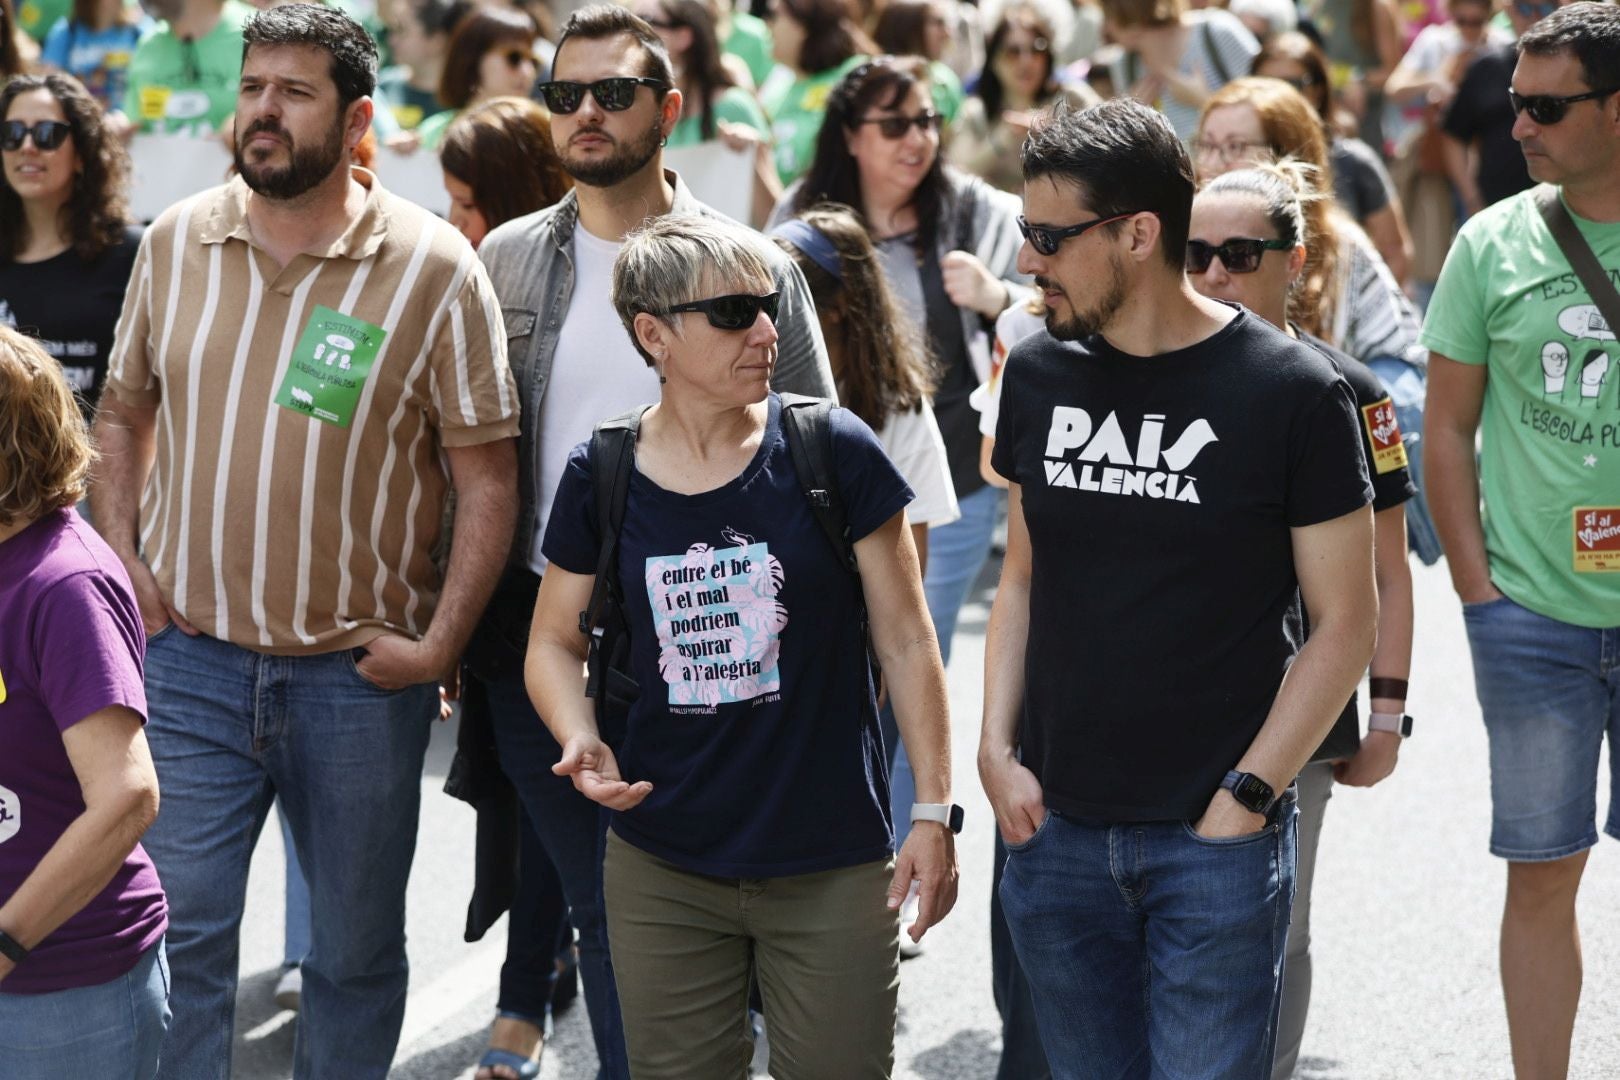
1;120;72;152
655;292;781;331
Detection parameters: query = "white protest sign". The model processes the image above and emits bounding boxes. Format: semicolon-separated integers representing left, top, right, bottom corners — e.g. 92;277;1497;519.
128;134;451;221
664;141;754;224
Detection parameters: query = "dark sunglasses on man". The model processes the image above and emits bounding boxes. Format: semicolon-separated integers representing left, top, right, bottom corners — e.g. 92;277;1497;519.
1185;237;1293;274
1017;211;1144;257
657;292;780;331
852;110;942;140
538;76;668;114
1507;85;1620;126
1;120;72;152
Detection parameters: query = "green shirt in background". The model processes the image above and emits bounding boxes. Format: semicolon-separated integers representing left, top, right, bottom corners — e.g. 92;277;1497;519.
123;0;250;134
16;0;69;42
415;106;456;150
760;54;865;186
1420;186;1620;628
927;59;962;125
667;84;767;148
722;11;775;90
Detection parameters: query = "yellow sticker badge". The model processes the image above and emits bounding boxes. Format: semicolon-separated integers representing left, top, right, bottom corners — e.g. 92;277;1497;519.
0;665;7;705
1574;507;1620;573
1361;398;1408;475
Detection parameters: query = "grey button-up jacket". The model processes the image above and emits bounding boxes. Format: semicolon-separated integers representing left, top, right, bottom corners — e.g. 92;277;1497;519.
478;170;839;568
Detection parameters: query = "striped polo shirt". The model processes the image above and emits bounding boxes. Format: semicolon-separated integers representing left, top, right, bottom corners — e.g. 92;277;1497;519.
104;167;519;655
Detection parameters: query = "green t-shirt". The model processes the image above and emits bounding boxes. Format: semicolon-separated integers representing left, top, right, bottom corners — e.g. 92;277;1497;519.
928;59;962;125
723;12;775;90
415;106;456;150
16;0;70;42
122;0;250;134
1420;186;1620;628
668;85;768;148
761;55;865;186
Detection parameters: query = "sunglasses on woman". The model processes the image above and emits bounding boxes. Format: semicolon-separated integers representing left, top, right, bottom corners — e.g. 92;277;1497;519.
1507;86;1620;125
1000;39;1050;59
658;292;780;330
853;111;942;140
537;77;668;114
1185;237;1293;274
1017;211;1142;257
1;120;72;152
499;48;534;68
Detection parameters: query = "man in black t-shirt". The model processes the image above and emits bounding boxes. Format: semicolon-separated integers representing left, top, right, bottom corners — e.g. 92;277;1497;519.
980;99;1377;1079
1442;0;1575;214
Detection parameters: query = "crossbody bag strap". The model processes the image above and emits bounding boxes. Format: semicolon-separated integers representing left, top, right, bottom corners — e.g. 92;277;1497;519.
1536;185;1620;343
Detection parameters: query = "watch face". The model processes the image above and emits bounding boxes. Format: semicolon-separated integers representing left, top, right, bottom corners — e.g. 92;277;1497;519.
1233;773;1273;812
948;804;965;834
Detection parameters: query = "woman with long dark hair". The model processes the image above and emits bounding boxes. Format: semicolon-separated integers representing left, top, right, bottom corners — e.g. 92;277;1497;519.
414;5;539;150
0;73;139;424
948;3;1098;193
757;0;875;184
37;0;148;111
632;0;780;226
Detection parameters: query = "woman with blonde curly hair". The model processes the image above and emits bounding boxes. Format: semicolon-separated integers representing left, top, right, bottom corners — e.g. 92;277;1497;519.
0;325;170;1076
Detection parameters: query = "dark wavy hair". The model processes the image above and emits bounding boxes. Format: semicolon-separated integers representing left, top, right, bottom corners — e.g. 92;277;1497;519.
978;4;1058;120
0;74;131;263
1;0;22;78
243;3;380;107
792;56;951;253
872;0;936;58
774;203;937;430
440;96;572;229
780;0;874;74
438;6;537;110
650;0;735;140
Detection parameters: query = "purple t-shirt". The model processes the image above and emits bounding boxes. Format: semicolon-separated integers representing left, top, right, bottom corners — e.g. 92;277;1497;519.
0;508;167;995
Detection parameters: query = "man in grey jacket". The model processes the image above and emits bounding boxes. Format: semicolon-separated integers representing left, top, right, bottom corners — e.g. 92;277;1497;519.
468;5;836;1075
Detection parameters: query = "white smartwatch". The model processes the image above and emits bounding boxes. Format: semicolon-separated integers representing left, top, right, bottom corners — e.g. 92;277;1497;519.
910;803;965;834
1367;712;1414;738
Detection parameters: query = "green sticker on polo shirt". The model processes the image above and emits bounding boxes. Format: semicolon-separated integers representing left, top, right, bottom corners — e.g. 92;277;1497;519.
274;306;387;428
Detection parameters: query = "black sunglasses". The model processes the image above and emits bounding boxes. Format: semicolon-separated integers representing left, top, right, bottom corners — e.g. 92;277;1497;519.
1000;39;1051;59
538;77;668;114
500;48;534;68
1507;86;1620;125
1185;237;1293;274
1;120;72;152
1017;211;1142;256
853;110;942;140
657;292;780;330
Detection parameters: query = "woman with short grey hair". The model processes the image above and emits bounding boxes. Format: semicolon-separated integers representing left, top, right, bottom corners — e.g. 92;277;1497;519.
526;214;960;1079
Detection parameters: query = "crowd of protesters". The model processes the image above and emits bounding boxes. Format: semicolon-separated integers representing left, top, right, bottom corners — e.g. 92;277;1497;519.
0;0;1616;1077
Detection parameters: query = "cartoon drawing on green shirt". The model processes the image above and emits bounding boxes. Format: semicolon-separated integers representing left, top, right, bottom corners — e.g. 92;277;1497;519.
1542;341;1570;397
1578;349;1609;405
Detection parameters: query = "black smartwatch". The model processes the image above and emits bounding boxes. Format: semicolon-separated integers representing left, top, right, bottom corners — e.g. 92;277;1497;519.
1221;770;1276;815
0;928;28;964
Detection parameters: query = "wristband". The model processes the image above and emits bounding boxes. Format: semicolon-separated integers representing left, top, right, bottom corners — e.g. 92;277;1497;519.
1368;677;1408;701
1368;712;1414;738
911;803;965;834
0;928;28;964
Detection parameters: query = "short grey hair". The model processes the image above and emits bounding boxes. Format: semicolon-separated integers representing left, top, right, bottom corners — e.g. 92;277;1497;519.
610;215;776;367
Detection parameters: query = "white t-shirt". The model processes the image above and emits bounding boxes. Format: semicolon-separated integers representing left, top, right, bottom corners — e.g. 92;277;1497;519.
877;403;960;529
972;302;1048;438
531;223;663;572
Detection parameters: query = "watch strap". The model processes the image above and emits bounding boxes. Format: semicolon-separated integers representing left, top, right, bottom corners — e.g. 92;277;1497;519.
1368;711;1413;737
0;928;28;964
910;803;965;834
1221;770;1276;815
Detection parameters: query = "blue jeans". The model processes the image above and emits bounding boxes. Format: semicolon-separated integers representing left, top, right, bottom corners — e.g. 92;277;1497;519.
141;629;437;1080
1463;595;1620;861
921;484;1004;667
0;938;170;1077
1000;799;1298;1080
278;803;311;968
991;833;1051;1080
483;668;628;1080
1366;358;1440;566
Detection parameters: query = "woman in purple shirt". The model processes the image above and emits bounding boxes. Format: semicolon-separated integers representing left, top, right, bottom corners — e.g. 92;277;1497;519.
0;325;169;1075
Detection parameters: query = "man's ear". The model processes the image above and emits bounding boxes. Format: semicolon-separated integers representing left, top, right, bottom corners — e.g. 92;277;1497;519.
346;96;374;149
661;87;684;138
1125;211;1164;264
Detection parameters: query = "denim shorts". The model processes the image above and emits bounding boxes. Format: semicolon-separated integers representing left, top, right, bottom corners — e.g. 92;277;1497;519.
1463;594;1620;861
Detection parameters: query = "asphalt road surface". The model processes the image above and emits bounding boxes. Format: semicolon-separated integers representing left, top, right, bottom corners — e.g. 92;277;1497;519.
227;556;1619;1079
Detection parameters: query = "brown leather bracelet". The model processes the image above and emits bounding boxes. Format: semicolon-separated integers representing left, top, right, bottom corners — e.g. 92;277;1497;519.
1369;677;1408;701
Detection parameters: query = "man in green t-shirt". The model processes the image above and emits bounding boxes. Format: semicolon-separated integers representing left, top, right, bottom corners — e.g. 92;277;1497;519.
122;0;250;134
1422;7;1620;1078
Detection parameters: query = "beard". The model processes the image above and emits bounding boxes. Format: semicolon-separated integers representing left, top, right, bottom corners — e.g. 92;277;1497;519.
560;114;664;189
235;114;347;201
1042;254;1127;341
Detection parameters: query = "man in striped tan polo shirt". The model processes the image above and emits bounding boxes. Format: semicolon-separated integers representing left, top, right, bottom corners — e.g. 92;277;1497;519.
89;6;519;1077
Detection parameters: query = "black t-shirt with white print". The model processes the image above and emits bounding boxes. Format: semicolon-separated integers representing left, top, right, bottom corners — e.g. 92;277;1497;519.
991;308;1373;821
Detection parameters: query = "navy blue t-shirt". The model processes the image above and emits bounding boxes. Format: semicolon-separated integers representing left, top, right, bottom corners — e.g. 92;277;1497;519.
543;395;914;877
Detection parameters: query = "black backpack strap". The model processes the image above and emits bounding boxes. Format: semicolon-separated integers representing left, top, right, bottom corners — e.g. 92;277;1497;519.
1537;185;1620;346
778;394;856;577
580;407;647;701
